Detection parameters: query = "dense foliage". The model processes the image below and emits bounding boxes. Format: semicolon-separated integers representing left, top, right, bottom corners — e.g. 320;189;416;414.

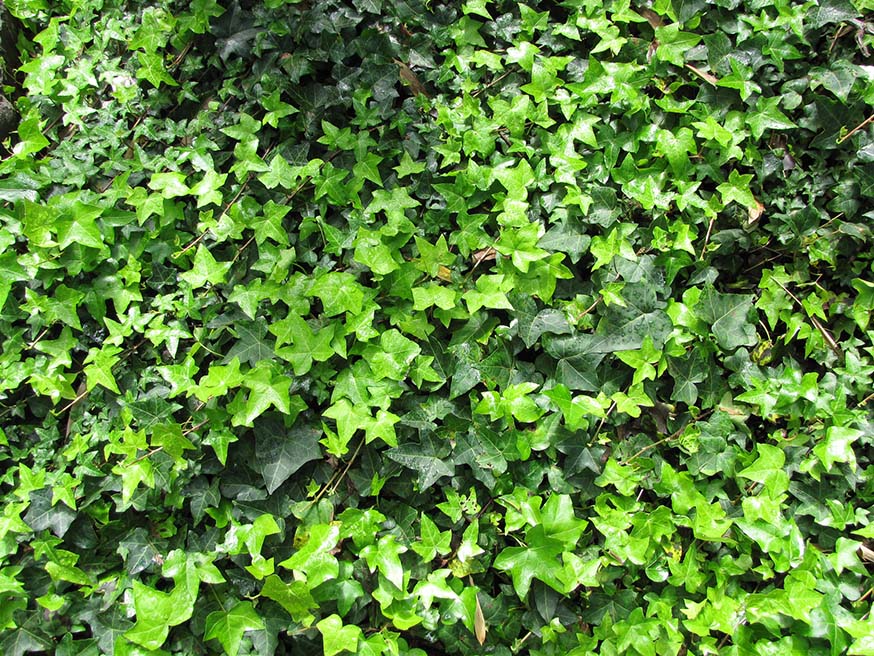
2;0;874;653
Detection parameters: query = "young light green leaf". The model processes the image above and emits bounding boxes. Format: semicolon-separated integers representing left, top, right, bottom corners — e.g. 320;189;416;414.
204;600;265;656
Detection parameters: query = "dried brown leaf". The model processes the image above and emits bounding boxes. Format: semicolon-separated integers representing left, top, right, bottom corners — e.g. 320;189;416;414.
472;247;496;266
636;7;663;28
474;593;487;645
394;59;429;98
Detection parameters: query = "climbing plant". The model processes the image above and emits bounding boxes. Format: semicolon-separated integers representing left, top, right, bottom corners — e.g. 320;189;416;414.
1;0;874;654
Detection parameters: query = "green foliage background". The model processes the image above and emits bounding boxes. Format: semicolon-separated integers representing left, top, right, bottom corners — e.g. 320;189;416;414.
1;0;874;654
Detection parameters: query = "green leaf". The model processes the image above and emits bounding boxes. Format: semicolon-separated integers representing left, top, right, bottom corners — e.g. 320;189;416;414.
204;600;265;656
179;245;232;288
463;274;514;313
255;420;321;494
24;489;77;538
361;534;407;590
271;314;336;375
307;271;365;316
654;24;701;66
813;426;862;472
0;252;27;311
56;203;105;250
656;127;696;176
394;151;427;178
279;523;340;587
136;51;178;87
126;579;195;650
386;442;454;489
737;443;790;496
0;626;53;656
148;172;189;199
540;494;588;549
363;329;421;381
260;576;317;625
747;96;797;140
493;526;567;598
317;615;361;656
412;514;452;562
694;285;757;350
233;361;295;427
225;321;276;366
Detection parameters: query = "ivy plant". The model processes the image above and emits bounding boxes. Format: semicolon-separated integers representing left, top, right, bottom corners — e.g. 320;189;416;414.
1;0;874;655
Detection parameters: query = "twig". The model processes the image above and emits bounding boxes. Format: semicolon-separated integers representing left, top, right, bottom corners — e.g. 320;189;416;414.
574;298;601;322
472;70;512;98
837;114;874;144
26;328;51;350
854;391;874;408
308;438;365;508
57;386;89;416
625;410;713;464
169;42;193;71
771;278;843;358
326;437;365;497
685;64;717;86
232;235;255;264
592;400;617;442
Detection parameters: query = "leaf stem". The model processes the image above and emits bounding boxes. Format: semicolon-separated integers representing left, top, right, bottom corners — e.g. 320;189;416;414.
625;410;713;464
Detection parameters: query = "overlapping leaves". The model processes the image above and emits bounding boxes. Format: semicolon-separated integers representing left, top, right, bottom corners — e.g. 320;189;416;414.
0;0;873;654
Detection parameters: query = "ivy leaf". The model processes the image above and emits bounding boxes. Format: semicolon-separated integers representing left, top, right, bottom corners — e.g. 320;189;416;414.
364;329;421;381
233;361;293;427
737;443;790;496
493;526;566;598
412;514;452;562
136;51;177;87
655;25;702;66
813;426;862;472
126;578;194;650
0;252;26;311
394;151;426;178
255;418;321;494
452;429;508;487
261;576;317;625
747;96;797;140
271;314;335;375
204;600;265;656
656;127;696;176
0;625;53;656
316;615;361;656
258;154;297;189
148;172;189;199
56;202;105;250
808;0;857;28
544;336;606;392
540;494;589;549
386;441;455;489
414;234;454;276
717;170;758;210
117;527;164;575
279;523;340;587
361;535;407;590
179;245;232;288
24;489;77;538
463;274;514;313
694;286;757;350
225;321;275;366
307;271;365;316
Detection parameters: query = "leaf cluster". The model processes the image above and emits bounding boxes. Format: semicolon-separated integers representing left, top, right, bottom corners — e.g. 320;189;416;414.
1;0;874;654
